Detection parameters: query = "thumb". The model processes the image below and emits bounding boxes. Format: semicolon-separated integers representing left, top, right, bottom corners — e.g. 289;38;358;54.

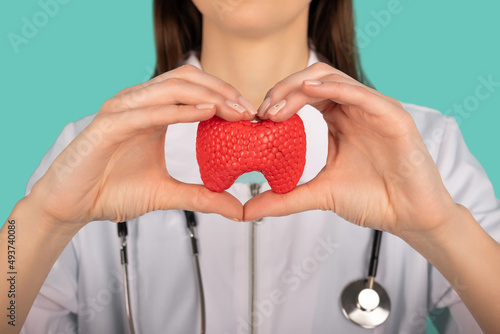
159;182;244;221
243;181;327;221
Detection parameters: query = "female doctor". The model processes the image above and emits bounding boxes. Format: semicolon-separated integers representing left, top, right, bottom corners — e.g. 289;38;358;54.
2;0;500;333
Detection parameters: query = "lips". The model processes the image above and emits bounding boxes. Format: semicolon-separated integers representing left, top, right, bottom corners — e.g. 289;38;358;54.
196;115;307;194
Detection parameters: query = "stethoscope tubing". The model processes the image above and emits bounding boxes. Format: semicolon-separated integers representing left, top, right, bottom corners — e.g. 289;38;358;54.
118;211;206;334
118;219;388;332
368;230;382;280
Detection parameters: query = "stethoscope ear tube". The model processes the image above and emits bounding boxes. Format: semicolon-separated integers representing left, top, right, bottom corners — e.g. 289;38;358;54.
184;211;206;334
184;210;199;255
117;222;136;334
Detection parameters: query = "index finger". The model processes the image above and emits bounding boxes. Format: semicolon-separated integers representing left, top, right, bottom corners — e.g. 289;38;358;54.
118;64;258;117
258;62;356;118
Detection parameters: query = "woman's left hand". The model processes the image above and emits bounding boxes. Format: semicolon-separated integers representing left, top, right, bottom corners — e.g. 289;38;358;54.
244;62;458;239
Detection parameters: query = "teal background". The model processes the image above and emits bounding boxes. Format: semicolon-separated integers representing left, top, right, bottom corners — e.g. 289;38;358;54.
0;0;499;332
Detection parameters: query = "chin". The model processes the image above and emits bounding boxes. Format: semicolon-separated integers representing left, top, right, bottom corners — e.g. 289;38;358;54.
210;3;275;33
194;0;310;37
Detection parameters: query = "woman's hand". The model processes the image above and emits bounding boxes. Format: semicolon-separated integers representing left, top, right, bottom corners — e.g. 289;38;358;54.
244;62;500;334
29;65;252;229
244;62;458;239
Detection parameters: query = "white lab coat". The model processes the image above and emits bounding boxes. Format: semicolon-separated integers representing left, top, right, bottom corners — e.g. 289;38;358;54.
21;53;500;334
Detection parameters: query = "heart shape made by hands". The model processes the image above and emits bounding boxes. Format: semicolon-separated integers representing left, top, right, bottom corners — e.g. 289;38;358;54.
196;115;307;194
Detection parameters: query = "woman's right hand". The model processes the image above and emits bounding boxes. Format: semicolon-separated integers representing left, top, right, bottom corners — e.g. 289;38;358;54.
28;64;252;230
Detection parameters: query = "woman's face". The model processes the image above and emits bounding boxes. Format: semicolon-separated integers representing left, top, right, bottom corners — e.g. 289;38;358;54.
192;0;312;38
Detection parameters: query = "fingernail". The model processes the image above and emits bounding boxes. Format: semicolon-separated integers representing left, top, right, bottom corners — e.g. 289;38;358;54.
226;100;247;113
304;80;323;86
232;218;241;222
195;103;215;110
258;97;271;117
267;99;287;116
238;96;258;115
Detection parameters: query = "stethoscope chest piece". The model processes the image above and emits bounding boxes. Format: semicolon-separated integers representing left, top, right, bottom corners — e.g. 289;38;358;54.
340;278;391;329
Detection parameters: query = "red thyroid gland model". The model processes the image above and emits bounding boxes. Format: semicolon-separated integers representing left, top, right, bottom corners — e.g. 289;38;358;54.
196;115;307;194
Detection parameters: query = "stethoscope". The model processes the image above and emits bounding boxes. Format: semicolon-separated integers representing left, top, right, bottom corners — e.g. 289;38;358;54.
117;215;390;332
117;210;206;334
340;230;391;328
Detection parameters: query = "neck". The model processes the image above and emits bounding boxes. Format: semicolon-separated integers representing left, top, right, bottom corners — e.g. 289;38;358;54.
200;14;310;108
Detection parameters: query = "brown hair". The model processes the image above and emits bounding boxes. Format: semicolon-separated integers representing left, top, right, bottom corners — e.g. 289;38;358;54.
153;0;368;84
